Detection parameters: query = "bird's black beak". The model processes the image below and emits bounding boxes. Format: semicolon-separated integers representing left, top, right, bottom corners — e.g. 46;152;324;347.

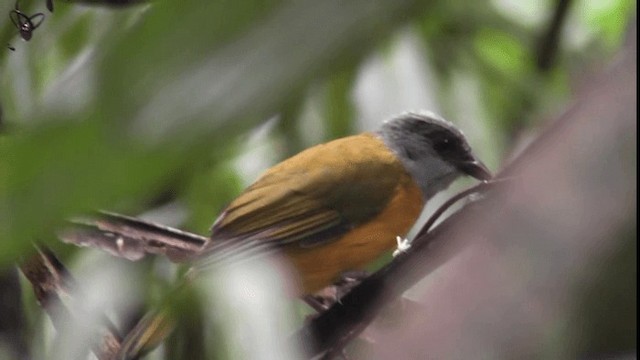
459;158;492;181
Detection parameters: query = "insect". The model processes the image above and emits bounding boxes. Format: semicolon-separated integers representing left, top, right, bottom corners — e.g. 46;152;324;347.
9;0;46;42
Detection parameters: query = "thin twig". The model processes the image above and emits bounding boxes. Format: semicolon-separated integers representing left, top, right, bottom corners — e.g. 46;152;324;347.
416;177;516;239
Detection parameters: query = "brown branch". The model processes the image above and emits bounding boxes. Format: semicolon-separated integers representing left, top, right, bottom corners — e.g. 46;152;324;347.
18;246;123;360
61;211;207;262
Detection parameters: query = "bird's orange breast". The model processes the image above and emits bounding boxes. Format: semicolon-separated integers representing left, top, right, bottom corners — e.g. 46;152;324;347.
283;168;424;294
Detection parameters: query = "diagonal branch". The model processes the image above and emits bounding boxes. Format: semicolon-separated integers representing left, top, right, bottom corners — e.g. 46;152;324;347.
18;246;123;360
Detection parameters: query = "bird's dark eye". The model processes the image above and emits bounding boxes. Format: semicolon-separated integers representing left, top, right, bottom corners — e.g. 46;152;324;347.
433;137;455;153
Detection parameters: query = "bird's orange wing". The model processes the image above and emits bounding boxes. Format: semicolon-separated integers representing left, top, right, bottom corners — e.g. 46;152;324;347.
208;133;407;249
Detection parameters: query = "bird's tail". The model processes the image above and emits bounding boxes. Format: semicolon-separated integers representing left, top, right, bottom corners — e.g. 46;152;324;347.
118;310;176;360
58;211;207;359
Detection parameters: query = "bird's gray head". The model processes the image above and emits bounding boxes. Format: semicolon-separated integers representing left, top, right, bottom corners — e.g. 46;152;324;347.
377;111;491;200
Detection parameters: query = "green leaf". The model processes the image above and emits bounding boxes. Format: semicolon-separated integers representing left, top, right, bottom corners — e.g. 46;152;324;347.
474;28;530;76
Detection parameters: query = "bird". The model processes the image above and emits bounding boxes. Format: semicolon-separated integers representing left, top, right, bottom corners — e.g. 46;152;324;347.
194;111;491;293
114;111;492;358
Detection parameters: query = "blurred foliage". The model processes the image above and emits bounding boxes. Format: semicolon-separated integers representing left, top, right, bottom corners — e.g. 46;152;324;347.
0;0;635;358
